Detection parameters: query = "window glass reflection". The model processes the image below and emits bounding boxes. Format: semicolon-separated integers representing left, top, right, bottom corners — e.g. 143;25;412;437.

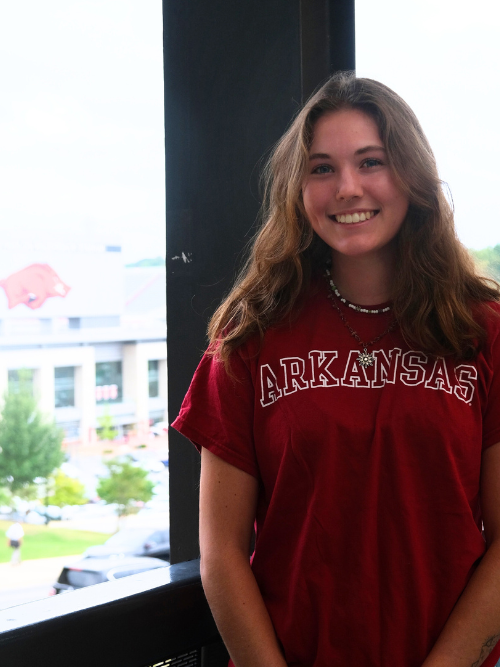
148;360;159;398
95;362;123;404
54;367;75;408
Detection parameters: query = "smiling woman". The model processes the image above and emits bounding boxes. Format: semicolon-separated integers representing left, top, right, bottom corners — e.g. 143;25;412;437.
172;72;500;667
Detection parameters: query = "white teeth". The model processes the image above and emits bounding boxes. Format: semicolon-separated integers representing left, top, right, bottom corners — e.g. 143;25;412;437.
335;210;375;223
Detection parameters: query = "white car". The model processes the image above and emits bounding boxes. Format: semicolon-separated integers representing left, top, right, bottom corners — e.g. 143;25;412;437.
150;421;168;437
143;459;166;473
83;527;170;561
25;510;46;525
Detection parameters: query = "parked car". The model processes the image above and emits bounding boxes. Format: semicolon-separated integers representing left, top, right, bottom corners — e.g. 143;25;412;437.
33;505;62;521
50;556;168;594
150;421;168;437
25;510;47;525
83;527;170;561
131;455;168;472
142;459;166;473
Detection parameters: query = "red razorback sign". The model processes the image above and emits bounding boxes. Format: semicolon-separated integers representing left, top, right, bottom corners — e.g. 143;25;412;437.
0;264;71;310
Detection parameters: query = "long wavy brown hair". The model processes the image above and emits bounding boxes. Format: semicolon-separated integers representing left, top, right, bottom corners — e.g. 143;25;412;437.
208;72;500;367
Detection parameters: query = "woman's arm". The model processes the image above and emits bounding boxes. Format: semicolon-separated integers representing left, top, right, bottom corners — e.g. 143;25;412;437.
199;448;287;667
422;442;500;667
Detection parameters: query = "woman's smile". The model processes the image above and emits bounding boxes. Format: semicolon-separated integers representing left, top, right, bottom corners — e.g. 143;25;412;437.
330;209;379;224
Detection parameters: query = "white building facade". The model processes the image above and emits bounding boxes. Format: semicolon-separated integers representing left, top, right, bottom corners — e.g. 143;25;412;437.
0;238;167;443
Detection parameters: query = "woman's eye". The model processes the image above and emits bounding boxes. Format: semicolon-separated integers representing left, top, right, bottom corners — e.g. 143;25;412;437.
362;158;382;168
312;164;333;174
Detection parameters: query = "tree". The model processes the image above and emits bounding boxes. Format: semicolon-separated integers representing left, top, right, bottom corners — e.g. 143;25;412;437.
0;486;12;507
47;470;88;507
97;409;117;441
97;456;154;517
0;389;64;494
470;245;500;283
15;483;40;501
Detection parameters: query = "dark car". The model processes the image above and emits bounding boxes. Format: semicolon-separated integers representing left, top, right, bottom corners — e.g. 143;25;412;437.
83;527;170;561
51;556;168;594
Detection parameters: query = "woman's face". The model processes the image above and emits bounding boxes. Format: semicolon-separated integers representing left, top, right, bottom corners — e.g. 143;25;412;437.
302;108;409;262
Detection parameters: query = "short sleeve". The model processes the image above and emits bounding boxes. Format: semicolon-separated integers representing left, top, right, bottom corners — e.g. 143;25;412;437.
171;349;259;478
482;304;500;449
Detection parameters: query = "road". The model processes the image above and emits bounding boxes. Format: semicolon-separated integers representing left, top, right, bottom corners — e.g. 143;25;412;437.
0;444;169;613
0;503;169;613
0;554;81;611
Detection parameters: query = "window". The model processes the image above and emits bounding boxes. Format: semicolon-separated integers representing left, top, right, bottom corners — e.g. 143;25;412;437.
95;361;122;403
54;367;75;408
355;0;500;255
148;360;159;397
0;0;167;616
8;369;34;395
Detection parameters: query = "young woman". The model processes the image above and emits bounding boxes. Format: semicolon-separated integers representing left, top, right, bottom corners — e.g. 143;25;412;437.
172;73;500;667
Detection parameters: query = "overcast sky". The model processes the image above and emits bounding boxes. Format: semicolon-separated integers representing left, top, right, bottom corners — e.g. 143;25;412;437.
356;0;500;250
0;1;165;265
0;1;497;267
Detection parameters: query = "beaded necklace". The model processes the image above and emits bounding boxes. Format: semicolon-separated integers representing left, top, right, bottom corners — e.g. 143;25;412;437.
325;267;391;314
324;268;397;368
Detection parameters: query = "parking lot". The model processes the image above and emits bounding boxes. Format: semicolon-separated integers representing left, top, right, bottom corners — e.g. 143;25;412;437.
0;436;169;611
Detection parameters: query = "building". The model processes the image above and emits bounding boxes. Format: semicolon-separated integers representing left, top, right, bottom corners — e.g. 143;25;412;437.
0;237;166;443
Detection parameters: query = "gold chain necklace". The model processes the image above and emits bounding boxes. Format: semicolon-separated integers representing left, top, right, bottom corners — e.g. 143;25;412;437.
325;270;397;368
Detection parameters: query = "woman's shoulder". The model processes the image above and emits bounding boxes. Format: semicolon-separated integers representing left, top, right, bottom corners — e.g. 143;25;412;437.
232;274;326;359
272;273;327;325
477;300;500;328
486;300;500;314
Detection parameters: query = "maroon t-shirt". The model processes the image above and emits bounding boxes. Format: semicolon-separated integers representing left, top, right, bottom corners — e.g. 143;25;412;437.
172;285;500;667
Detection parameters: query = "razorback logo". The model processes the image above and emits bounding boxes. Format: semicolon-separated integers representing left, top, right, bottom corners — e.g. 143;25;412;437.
0;264;71;310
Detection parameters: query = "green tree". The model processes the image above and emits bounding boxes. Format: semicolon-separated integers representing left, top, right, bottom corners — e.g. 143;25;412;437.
97;456;154;517
0;486;12;507
47;470;88;507
470;245;500;283
97;409;117;441
0;389;64;494
16;483;40;501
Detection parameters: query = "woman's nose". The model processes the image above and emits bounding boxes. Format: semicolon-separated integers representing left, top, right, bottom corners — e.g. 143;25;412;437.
335;168;363;202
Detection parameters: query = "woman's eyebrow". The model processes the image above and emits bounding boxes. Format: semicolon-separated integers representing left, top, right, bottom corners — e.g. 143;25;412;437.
355;145;386;155
309;145;386;160
309;152;331;160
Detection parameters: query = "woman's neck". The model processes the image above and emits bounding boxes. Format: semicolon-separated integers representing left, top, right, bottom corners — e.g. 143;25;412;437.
330;250;396;306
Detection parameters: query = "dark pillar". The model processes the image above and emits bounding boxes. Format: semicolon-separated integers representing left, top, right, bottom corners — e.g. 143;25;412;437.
164;0;355;564
300;0;356;101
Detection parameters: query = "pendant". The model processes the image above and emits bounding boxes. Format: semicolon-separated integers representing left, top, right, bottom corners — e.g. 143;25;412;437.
357;348;375;368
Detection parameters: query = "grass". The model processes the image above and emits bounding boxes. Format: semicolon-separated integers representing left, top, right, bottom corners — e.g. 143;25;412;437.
0;520;109;563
